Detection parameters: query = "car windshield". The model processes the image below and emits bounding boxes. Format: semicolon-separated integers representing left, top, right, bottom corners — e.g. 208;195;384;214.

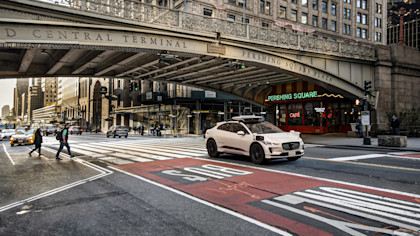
117;126;127;130
245;121;283;134
3;129;14;133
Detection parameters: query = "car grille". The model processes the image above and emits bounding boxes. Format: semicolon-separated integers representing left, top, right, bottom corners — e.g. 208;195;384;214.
282;142;300;150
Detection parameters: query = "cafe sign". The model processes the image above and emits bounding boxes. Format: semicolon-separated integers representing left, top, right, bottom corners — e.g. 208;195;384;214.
267;91;318;102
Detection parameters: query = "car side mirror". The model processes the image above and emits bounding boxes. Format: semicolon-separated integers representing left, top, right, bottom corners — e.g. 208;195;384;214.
237;131;245;136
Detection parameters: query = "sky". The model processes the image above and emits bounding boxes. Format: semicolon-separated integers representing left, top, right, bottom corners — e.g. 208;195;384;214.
0;79;16;112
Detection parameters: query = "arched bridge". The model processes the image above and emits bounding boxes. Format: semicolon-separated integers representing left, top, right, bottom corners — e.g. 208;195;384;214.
0;0;376;105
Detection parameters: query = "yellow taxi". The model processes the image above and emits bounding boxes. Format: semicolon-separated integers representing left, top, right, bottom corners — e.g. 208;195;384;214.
10;129;35;146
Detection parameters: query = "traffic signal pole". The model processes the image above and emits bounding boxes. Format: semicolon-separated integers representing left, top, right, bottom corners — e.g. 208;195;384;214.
363;80;372;145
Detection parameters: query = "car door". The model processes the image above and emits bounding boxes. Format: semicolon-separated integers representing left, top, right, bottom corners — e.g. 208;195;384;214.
226;123;252;155
214;123;231;151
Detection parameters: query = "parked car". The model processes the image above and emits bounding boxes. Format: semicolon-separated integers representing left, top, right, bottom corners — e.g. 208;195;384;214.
204;116;304;164
10;129;35;146
0;129;15;141
69;126;82;135
106;126;128;138
42;125;58;136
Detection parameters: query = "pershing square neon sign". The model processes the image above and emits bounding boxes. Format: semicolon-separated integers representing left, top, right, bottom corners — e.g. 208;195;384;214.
267;91;318;102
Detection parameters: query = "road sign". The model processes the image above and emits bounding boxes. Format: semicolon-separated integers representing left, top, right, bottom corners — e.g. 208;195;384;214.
361;111;370;125
99;86;107;94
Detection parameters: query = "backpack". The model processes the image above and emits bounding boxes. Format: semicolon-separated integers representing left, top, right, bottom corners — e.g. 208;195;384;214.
56;130;62;140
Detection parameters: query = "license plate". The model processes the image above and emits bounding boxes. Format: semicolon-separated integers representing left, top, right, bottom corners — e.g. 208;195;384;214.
18;139;23;143
289;151;296;156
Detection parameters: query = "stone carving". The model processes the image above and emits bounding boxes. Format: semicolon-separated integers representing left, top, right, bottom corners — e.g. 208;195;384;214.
61;0;375;60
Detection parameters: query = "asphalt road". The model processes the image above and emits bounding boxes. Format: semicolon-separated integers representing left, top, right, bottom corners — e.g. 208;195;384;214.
0;134;419;235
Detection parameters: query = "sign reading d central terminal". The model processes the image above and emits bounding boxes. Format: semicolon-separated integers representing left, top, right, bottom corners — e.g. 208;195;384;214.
267;91;318;102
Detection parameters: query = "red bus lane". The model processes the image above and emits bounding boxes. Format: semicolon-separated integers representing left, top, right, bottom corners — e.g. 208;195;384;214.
116;158;420;235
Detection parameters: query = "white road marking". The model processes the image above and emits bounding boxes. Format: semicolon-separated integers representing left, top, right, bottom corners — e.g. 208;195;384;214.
3;143;15;165
0;157;112;213
330;154;389;161
109;166;292;236
98;157;134;165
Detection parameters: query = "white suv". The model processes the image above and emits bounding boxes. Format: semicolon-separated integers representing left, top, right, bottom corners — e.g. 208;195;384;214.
205;116;304;164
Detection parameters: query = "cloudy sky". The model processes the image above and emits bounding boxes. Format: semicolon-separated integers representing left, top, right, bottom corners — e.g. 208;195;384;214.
0;79;16;112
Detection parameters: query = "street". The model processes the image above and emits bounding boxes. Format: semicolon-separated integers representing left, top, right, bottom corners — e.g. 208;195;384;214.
0;134;419;235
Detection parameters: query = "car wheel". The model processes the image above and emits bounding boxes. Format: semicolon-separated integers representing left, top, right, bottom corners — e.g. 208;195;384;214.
287;156;301;161
106;134;109;138
10;144;14;147
206;139;220;158
119;136;121;138
250;144;265;164
113;134;116;138
125;135;128;138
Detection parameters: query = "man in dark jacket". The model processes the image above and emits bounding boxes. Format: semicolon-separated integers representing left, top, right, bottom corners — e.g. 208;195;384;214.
391;115;400;135
56;124;73;160
29;128;43;156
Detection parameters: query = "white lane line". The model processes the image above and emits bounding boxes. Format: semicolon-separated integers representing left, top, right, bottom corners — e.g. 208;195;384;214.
0;157;113;213
109;166;292;236
330;154;388;161
2;143;15;165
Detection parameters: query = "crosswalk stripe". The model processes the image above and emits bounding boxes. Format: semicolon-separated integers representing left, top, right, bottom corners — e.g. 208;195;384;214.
109;153;152;162
79;143;170;161
330;154;388;161
70;144;115;154
114;143;192;158
98;157;134;165
128;144;208;155
93;142;173;160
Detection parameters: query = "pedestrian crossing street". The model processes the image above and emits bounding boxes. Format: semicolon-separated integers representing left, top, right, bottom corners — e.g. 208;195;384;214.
43;138;325;165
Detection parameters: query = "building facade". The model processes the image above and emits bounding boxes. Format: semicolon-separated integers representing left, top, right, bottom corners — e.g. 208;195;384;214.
1;105;10;119
13;78;29;118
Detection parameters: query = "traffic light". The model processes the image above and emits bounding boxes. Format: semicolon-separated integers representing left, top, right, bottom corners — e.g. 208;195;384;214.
129;82;133;91
134;82;139;91
355;98;365;107
364;80;372;96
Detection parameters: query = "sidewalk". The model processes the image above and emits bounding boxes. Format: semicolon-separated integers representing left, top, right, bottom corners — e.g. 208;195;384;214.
302;133;420;152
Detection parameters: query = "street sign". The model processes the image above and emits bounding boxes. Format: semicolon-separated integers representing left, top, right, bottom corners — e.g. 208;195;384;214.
99;86;107;94
361;111;370;125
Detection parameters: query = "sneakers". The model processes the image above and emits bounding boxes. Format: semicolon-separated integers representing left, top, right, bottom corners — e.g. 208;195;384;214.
56;157;62;160
28;152;32;157
70;155;74;158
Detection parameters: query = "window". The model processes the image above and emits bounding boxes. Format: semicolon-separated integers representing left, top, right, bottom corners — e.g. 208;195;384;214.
322;1;327;13
376;3;382;14
375;32;382;42
262;22;270;27
217;124;231;132
357;13;361;23
356;0;361;8
331;20;336;31
157;0;168;7
279;6;287;18
232;124;249;134
344;8;351;19
322;18;327;29
362;14;367;24
242;18;250;23
288;104;303;125
302;0;308;7
375;18;382;28
227;14;236;21
291;10;297;21
343;0;350;3
239;0;247;7
331;4;336;15
362;29;367;38
362;0;367;9
356;27;361;37
260;0;271;14
204;8;212;16
343;23;351;35
291;0;297;4
302;13;308;24
228;0;236;4
312;15;318;27
312;0;318;9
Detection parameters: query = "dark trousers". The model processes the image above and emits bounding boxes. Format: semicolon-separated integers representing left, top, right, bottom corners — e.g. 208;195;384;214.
30;144;41;155
56;141;72;157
